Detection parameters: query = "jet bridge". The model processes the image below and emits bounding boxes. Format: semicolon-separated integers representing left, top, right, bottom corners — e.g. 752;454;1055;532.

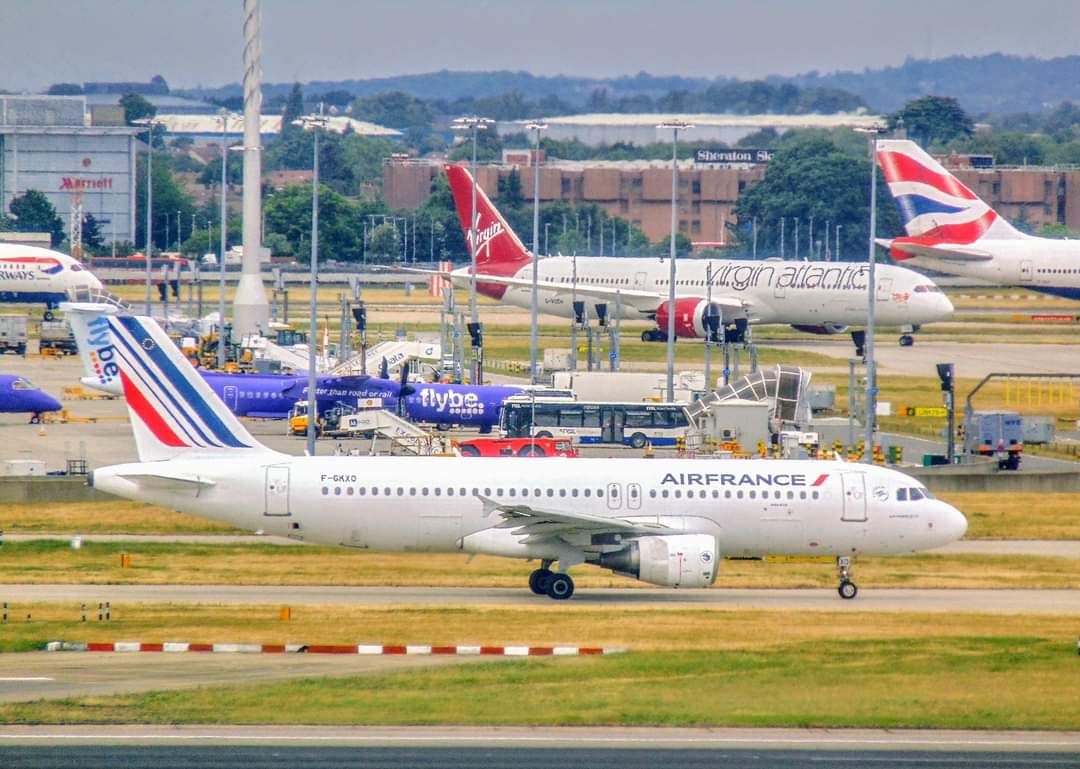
686;364;813;436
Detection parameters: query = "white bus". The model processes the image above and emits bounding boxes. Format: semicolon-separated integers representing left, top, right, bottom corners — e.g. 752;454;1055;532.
500;397;692;448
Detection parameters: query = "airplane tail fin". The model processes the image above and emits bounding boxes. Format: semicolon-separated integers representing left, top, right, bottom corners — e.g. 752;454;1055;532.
876;139;1024;245
63;302;124;396
106;314;269;461
444;164;533;272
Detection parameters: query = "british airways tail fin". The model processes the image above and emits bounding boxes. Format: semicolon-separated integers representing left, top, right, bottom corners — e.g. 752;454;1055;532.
876;139;1024;245
106;314;269;461
444;164;532;272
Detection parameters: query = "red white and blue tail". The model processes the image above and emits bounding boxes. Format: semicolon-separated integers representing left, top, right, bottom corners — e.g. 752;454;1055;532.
107;315;267;461
876;139;1024;245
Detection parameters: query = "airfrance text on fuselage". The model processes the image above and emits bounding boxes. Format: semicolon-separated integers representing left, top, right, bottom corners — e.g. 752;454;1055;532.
661;472;829;487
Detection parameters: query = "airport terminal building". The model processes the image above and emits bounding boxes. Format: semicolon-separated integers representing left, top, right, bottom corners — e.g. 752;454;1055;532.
0;96;141;248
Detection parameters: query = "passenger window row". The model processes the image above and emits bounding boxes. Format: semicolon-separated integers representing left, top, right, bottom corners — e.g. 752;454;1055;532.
319;486;820;501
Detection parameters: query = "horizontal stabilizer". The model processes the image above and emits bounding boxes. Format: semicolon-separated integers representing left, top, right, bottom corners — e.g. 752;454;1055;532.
116;470;216;489
882;238;994;262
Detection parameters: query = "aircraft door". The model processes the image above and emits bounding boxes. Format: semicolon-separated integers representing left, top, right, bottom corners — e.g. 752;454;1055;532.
840;472;867;522
606;482;623;510
1020;260;1034;282
627;482;642;510
876;277;893;301
264;465;291;516
633;272;648;290
223;385;238;411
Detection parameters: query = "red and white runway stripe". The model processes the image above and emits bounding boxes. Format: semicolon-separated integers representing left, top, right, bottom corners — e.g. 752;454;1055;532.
46;641;624;656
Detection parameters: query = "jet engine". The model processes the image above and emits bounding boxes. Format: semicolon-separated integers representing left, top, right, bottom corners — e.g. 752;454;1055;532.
790;323;849;335
650;299;724;340
594;534;718;588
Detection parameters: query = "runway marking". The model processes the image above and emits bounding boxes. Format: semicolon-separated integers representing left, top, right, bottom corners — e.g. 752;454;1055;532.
0;678;54;682
1;733;1079;749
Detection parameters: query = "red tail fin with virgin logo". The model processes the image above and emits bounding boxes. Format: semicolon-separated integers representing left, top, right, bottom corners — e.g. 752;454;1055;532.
444;164;532;273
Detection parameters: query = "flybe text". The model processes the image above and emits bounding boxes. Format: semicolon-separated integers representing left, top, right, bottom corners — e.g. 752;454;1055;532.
661;472;829;487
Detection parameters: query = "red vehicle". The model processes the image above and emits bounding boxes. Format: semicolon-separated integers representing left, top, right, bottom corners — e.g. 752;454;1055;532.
455;437;577;458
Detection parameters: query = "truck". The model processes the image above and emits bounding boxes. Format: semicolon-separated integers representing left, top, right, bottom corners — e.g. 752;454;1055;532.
967;410;1023;470
0;316;28;355
38;320;78;355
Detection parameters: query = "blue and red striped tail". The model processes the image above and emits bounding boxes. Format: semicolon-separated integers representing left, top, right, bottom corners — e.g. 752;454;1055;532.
107;315;266;461
876;139;1023;245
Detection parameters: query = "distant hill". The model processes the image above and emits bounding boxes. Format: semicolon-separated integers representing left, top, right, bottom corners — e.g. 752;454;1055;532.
776;54;1080;115
180;70;715;107
177;55;1080;118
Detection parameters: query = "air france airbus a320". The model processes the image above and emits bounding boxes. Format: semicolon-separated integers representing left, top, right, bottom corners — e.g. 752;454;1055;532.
439;164;953;346
92;313;968;600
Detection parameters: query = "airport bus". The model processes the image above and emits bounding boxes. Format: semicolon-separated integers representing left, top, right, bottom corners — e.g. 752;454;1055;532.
500;397;692;448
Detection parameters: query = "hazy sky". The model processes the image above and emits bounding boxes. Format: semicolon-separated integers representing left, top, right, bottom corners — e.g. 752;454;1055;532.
4;0;1080;91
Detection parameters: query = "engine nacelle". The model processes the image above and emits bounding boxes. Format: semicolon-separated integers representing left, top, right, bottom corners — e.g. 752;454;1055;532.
790;323;849;335
653;299;723;340
596;534;718;588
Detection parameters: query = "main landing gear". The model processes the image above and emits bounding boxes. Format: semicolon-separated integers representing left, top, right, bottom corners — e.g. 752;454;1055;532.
837;556;858;600
528;560;575;600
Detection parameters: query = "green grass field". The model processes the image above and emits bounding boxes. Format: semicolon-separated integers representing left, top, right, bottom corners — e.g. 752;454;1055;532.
1;607;1077;729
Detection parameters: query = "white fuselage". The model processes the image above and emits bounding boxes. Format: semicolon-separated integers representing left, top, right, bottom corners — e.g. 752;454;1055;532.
94;455;966;561
0;243;102;304
456;256;953;327
905;238;1080;299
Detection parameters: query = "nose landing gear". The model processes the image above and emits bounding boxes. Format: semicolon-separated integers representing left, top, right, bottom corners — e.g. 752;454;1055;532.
837;556;858;599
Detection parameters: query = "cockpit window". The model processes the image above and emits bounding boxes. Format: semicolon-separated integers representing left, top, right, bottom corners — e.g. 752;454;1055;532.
11;378;34;391
913;284;942;293
896;488;908;501
919;486;934;500
909;488;925;501
70;264;82;271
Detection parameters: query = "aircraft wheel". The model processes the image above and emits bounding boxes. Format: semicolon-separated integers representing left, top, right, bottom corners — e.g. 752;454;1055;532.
529;568;552;595
838;580;858;600
899;334;914;347
43;310;55;321
545;572;575;600
29;414;41;425
435;423;452;432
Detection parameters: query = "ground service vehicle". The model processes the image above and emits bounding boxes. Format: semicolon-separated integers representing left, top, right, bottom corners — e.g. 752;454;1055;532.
457;436;578;457
0;316;28;355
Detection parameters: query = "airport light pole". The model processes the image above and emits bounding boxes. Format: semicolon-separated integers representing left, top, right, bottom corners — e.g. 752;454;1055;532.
136;119;164;316
855;126;886;462
217;110;233;369
658;120;693;402
527;122;546;384
296;105;328;458
451;116;493;384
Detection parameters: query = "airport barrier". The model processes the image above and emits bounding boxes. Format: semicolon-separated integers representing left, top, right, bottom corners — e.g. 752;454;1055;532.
0;477;111;504
46;641;626;656
912;468;1080;493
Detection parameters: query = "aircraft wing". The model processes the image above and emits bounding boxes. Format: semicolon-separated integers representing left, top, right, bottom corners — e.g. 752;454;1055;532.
876;238;993;262
479;495;685;544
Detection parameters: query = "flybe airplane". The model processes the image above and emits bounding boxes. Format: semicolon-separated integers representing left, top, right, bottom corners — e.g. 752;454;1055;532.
65;303;523;430
0;243;103;317
439;165;954;345
0;374;62;420
877;139;1080;299
91;313;968;600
